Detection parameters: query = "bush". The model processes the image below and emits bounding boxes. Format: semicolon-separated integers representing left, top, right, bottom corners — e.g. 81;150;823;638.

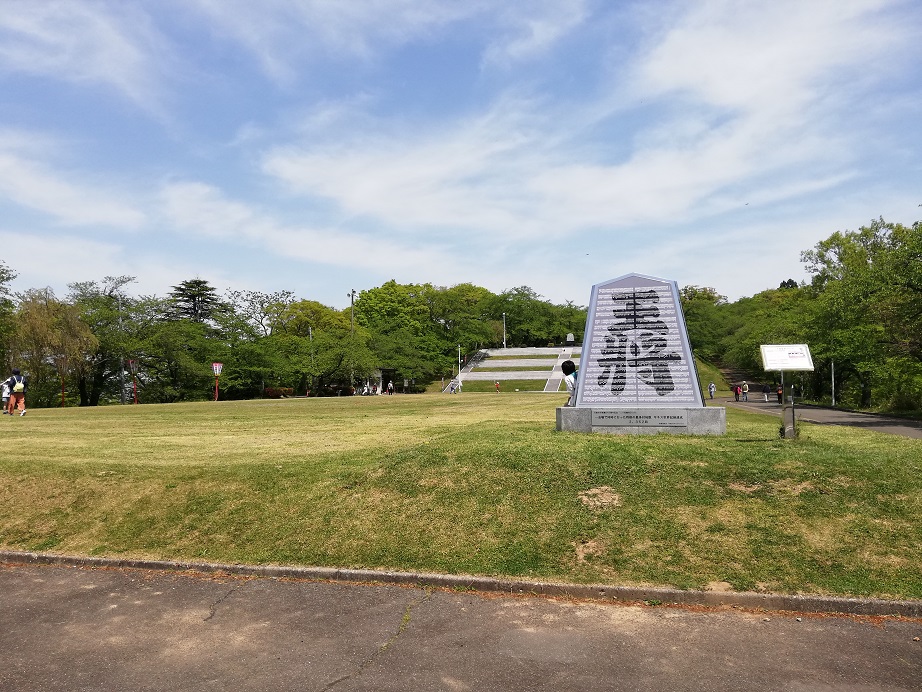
263;387;294;399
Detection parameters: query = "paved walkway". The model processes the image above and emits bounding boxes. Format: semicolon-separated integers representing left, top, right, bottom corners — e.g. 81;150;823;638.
2;561;920;691
718;397;922;439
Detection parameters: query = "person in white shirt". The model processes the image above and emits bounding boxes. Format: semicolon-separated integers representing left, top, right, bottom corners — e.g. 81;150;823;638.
561;360;578;406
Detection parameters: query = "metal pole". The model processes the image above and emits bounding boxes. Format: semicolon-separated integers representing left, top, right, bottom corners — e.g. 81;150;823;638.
348;289;356;335
791;383;796;437
831;360;835;407
118;294;125;404
348;289;356;391
502;313;506;349
458;344;461;376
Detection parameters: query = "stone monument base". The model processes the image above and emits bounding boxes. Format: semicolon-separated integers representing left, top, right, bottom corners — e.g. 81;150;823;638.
556;407;726;436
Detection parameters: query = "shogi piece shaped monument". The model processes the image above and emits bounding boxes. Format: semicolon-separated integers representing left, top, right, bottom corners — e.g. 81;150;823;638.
557;273;725;435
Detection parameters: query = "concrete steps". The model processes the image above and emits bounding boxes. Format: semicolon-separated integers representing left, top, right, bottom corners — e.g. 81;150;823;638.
459;346;582;391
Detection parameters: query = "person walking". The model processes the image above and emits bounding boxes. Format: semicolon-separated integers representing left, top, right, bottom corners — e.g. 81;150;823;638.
707;382;716;399
1;379;8;414
5;368;26;416
762;383;770;402
741;381;749;402
494;380;500;393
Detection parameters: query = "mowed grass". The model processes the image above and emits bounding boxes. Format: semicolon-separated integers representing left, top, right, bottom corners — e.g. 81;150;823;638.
2;394;921;600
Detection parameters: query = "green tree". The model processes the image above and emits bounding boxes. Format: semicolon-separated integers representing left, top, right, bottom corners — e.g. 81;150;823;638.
276;299;376;394
10;288;97;407
679;285;729;363
168;278;225;323
68;276;137;406
225;289;295;337
801;218;922;409
0;260;17;369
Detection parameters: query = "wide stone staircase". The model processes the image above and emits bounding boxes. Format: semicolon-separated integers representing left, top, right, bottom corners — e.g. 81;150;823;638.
454;346;583;392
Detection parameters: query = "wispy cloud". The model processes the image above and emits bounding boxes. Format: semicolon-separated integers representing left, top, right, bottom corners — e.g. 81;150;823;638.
179;0;487;83
159;181;448;270
2;1;919;305
0;135;145;228
259;0;913;247
0;1;172;115
482;0;590;66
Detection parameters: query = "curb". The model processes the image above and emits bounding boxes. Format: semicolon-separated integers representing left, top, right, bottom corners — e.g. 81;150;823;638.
3;550;920;618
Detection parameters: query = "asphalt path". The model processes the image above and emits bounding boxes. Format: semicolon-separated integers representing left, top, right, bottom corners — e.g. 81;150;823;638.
2;562;920;691
717;397;922;439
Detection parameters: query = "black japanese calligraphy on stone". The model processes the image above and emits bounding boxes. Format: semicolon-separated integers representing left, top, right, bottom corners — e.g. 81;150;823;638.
596;289;681;396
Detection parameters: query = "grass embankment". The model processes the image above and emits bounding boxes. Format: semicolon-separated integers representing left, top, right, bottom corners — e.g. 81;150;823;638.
696;360;731;397
2;395;920;599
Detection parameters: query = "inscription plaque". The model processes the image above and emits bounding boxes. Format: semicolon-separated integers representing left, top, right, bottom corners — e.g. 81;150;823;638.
574;274;704;408
592;409;689;427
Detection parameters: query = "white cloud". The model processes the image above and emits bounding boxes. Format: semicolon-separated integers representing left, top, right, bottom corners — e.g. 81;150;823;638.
635;0;903;112
159;181;448;271
0;1;172;114
482;0;590;66
256;0;914;253
179;0;487;82
0;147;145;229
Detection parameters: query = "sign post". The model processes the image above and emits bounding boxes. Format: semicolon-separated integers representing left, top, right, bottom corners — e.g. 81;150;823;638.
760;345;814;438
212;362;223;401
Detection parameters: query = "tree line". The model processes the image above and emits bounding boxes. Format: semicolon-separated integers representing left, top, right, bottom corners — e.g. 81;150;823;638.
2;216;918;411
682;218;921;412
0;272;587;407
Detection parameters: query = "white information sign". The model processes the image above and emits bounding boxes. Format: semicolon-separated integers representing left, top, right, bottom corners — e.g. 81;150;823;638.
760;344;814;371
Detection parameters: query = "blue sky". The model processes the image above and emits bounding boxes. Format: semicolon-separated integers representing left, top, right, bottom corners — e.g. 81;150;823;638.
2;0;920;309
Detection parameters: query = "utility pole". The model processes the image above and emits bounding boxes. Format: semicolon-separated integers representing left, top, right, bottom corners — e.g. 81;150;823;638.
348;289;357;392
348;289;356;335
502;312;506;349
118;293;125;404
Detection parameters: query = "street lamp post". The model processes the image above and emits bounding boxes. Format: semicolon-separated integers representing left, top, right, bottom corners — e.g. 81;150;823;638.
118;294;125;404
212;362;223;401
348;289;356;335
458;344;461;377
347;289;357;392
502;312;506;349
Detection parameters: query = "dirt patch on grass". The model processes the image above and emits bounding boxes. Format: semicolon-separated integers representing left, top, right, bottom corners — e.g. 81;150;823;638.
578;487;622;509
574;539;606;564
705;581;734;592
770;480;815;495
728;482;761;493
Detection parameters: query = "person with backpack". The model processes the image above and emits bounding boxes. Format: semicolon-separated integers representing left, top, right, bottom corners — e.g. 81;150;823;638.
5;368;27;416
0;379;9;414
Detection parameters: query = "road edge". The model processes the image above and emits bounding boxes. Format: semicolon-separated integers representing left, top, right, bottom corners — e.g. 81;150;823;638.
3;550;920;618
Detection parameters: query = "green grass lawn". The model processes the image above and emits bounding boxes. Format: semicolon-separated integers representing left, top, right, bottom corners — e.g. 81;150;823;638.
2;394;920;600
